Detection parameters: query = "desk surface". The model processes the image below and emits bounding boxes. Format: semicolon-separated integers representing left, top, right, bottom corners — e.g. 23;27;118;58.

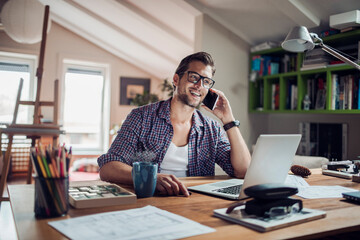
8;170;360;240
0;126;64;136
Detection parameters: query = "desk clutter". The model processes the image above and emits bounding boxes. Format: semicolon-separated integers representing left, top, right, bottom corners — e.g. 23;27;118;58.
322;160;360;181
215;183;326;232
69;181;136;208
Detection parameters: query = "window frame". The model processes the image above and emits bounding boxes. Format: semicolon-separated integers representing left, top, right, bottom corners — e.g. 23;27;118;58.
60;59;110;155
0;51;37;124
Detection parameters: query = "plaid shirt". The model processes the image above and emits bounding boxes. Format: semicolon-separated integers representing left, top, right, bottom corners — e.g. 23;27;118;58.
98;98;234;176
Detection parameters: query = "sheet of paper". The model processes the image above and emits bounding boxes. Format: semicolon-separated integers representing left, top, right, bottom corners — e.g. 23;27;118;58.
296;185;358;199
48;205;215;240
285;174;310;187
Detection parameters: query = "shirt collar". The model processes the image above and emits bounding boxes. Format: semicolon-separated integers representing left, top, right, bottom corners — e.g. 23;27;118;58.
158;98;172;124
158;98;204;132
192;109;204;133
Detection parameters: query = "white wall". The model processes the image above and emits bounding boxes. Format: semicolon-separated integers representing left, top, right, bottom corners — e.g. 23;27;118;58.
195;14;268;149
0;22;162;147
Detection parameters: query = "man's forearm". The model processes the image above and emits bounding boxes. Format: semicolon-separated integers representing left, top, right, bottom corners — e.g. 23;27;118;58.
99;161;133;184
226;127;251;178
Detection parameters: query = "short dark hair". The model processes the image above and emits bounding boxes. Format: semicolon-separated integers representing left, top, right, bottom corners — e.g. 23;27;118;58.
175;52;216;79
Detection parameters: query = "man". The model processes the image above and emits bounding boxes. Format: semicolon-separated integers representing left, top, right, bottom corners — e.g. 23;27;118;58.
98;52;251;197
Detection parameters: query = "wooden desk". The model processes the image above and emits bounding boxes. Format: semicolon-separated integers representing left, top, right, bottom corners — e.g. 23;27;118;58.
8;171;360;240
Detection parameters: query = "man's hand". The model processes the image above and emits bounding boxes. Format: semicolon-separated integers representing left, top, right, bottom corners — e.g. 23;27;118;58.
156;174;190;197
201;89;235;124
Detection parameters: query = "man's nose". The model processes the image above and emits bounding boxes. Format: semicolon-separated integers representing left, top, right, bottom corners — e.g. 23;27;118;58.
194;79;203;88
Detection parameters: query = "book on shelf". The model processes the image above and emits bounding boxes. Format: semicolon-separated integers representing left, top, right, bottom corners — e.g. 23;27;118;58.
271;83;280;110
251;55;281;77
307;79;316;110
357;78;360;109
319;28;340;38
282;54;298;73
259;80;264;109
251;53;297;76
298;122;348;161
358;40;360;64
213;205;326;233
290;84;298;110
331;74;339;110
305;76;326;110
315;78;326;110
331;73;360;110
286;81;295;109
340;26;360;33
300;62;328;71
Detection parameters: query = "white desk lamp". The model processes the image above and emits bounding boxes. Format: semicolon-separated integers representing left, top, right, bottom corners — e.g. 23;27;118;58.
281;26;360;71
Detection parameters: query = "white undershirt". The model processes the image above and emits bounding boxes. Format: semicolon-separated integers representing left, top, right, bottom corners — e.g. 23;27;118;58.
160;142;189;178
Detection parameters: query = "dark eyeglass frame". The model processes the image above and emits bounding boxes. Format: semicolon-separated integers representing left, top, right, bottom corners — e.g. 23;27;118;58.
185;71;215;89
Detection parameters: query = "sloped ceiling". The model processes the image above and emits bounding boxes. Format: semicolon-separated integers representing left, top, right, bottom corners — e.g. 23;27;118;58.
1;0;360;79
189;0;360;45
35;0;201;79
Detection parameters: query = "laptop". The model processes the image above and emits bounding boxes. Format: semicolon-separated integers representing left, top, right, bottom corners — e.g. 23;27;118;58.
188;134;301;200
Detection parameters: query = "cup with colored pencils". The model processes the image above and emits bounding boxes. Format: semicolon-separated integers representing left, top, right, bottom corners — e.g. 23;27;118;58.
31;145;71;218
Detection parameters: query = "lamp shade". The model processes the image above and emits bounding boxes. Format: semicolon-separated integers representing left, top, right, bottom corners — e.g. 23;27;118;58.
281;26;315;52
0;0;51;44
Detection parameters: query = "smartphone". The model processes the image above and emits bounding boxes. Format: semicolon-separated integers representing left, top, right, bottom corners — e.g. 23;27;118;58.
203;89;219;110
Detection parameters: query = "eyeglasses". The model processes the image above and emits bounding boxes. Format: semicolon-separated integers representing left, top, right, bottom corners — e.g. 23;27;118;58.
185;71;215;89
264;202;302;220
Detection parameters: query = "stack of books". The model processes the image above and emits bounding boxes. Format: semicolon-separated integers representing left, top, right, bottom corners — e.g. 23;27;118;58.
301;48;331;71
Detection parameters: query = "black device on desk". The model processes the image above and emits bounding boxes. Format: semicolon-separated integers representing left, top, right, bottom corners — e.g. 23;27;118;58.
243;183;301;217
343;191;360;204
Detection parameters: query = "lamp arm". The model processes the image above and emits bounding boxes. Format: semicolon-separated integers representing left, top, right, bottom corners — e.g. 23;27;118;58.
320;44;360;70
310;32;360;71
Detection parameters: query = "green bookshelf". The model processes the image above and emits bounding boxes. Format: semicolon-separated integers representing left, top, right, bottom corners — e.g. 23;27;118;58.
249;29;360;114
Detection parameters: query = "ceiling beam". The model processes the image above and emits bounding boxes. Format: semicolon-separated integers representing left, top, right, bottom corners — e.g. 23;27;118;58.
37;0;183;79
184;0;253;44
74;0;192;63
272;0;320;28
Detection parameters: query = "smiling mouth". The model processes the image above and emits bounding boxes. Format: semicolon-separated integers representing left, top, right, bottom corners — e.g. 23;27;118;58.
190;90;201;98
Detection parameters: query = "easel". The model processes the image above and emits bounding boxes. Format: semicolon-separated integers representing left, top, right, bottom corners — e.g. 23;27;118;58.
0;5;64;201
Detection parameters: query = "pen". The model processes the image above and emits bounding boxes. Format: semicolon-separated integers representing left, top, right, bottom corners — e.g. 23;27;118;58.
36;148;47;178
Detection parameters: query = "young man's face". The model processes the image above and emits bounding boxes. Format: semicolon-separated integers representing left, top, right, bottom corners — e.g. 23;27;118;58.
174;61;213;108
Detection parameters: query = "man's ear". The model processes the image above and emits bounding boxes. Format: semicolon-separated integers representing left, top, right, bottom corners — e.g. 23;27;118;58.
173;74;180;88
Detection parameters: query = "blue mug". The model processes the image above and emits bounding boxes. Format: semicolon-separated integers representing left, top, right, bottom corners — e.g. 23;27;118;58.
131;162;158;198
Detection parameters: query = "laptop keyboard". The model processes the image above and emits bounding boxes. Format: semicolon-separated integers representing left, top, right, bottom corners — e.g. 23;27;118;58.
213;185;242;195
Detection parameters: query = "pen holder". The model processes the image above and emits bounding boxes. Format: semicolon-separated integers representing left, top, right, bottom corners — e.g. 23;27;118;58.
34;176;69;218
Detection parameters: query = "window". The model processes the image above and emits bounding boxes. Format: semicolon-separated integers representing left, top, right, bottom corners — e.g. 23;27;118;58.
61;60;110;154
0;52;36;124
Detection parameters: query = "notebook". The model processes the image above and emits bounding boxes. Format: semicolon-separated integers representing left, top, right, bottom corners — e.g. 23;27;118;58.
188;134;301;200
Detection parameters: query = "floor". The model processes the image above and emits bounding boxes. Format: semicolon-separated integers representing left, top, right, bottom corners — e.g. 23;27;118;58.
0;173;27;240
